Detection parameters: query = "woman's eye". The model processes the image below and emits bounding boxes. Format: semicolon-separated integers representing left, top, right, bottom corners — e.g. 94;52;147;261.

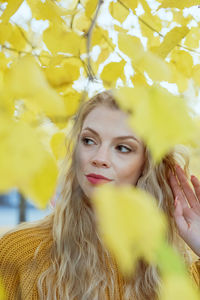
81;137;95;145
117;145;132;153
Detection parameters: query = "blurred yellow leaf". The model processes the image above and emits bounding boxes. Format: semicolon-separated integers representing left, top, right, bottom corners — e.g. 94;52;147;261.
109;1;129;23
0;22;26;51
153;26;189;59
119;33;171;82
114;86;195;162
137;51;172;82
173;11;193;26
21;153;58;209
72;10;90;34
43;24;82;56
51;132;67;160
160;275;199;300
131;72;147;86
184;26;200;49
118;33;144;61
0;115;57;202
170;50;193;78
100;60;126;86
92;184;166;276
159;0;200;8
4;55;65;117
192;64;200;87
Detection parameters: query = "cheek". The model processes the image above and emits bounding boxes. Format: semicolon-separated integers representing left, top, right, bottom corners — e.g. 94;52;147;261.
116;155;144;183
76;145;90;171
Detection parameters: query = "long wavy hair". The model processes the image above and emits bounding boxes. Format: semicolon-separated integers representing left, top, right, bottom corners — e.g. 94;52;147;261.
8;91;191;299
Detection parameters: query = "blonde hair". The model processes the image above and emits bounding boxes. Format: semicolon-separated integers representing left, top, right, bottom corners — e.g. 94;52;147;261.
7;91;191;299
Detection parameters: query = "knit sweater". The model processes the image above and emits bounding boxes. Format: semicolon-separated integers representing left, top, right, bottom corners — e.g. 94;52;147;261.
0;226;200;300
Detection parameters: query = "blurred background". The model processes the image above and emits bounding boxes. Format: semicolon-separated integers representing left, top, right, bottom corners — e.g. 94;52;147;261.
0;190;51;232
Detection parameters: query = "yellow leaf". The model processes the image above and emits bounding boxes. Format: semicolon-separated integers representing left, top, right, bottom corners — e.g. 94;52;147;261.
62;88;81;116
114;86;195;162
0;22;13;44
43;24;82;56
44;57;81;88
85;0;98;18
118;33;144;61
192;64;200;87
1;0;23;22
120;0;138;12
27;0;70;24
92;45;112;74
148;35;161;49
92;184;166;276
159;0;200;9
140;11;162;36
172;11;193;27
4;55;65;116
170;50;193;78
160;275;199;300
137;51;172;82
100;60;126;85
21;154;58;209
51;132;67;160
167;62;189;93
130;72;147;86
153;26;189;59
72;9;90;34
109;1;129;23
114;25;129;34
92;27;115;50
0;116;55;195
0;52;10;71
184;26;200;49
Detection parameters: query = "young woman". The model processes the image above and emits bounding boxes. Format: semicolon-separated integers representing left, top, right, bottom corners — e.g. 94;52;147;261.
0;90;200;300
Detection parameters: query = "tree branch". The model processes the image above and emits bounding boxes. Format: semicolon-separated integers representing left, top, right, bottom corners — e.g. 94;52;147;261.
85;0;104;81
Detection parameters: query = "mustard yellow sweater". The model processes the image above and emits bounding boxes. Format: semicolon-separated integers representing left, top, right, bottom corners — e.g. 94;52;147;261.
0;226;200;300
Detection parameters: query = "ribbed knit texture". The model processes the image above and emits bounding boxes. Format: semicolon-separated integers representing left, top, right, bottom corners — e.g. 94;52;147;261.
0;226;199;299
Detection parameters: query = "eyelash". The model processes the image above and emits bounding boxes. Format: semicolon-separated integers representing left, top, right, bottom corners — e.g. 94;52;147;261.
81;137;132;153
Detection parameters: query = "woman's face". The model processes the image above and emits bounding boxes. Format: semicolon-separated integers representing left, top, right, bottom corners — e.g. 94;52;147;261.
76;105;145;199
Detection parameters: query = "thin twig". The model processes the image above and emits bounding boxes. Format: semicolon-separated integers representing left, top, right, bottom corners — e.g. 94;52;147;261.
118;0;200;56
85;0;104;81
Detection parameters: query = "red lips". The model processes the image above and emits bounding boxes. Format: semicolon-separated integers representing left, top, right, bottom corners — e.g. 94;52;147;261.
86;173;111;180
86;173;112;184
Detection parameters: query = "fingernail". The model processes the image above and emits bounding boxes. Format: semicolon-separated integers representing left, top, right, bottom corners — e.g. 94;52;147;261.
174;196;178;207
191;175;197;180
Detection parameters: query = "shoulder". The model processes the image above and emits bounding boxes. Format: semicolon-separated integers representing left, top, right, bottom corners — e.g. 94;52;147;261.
0;224;53;299
0;225;52;269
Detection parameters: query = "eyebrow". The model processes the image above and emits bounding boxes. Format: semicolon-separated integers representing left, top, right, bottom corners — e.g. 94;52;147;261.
82;127;140;144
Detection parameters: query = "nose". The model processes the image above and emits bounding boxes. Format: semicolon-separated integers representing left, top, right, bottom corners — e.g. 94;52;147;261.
91;145;111;168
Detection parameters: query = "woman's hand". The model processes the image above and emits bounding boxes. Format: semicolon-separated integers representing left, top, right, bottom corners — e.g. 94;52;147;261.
168;165;200;257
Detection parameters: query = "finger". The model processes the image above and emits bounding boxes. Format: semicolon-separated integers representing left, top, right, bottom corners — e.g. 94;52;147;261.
168;170;188;209
175;165;198;208
173;199;188;236
191;175;200;203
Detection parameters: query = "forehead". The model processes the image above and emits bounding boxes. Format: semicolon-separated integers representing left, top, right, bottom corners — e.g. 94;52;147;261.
82;105;134;136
